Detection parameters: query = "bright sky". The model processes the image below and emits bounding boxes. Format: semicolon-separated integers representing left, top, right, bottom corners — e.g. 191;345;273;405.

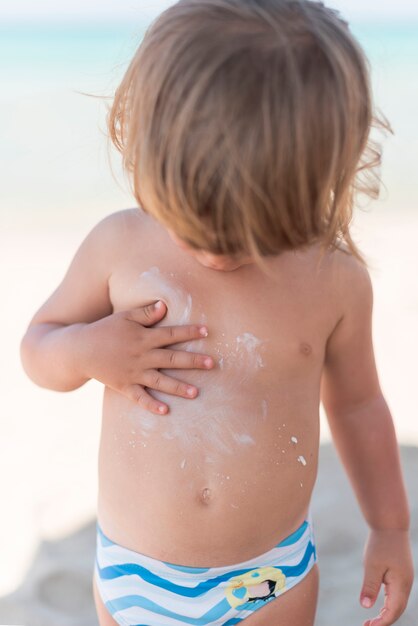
1;0;418;21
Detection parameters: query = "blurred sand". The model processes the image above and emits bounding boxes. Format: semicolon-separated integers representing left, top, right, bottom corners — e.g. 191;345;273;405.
1;206;417;624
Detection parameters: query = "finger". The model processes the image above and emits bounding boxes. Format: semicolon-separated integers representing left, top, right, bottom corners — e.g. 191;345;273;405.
143;370;200;399
364;578;409;626
360;564;383;610
364;606;401;626
125;384;169;415
151;323;209;347
128;301;167;327
149;348;214;370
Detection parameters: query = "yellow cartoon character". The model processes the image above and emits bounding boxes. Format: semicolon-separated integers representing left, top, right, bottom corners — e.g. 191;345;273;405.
225;566;286;608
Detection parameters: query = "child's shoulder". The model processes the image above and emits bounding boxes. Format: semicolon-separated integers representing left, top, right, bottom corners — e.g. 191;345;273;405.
330;242;371;287
84;207;157;253
92;207;153;237
325;242;373;318
300;240;371;292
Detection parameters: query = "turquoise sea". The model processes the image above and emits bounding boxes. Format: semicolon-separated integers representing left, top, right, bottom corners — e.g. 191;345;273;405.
1;20;417;230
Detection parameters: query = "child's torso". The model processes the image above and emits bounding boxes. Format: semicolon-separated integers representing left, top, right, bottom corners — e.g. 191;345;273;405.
97;211;339;565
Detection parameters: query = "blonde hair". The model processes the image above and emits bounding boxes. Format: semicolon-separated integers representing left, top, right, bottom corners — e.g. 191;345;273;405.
109;0;390;267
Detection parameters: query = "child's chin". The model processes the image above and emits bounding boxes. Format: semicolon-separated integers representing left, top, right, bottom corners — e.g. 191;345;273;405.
198;259;245;271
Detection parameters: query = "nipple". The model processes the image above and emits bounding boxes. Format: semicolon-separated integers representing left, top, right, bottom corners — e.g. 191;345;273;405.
300;342;312;356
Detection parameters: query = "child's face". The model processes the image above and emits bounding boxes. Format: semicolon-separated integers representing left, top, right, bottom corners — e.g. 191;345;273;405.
167;230;254;272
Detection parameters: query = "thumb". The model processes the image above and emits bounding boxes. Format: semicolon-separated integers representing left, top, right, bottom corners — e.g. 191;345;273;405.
129;300;167;327
360;565;383;609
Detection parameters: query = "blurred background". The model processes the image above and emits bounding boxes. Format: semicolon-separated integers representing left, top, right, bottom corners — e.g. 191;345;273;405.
0;1;417;624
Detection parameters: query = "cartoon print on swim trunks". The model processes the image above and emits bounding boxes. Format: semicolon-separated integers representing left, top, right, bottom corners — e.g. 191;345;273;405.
225;566;286;609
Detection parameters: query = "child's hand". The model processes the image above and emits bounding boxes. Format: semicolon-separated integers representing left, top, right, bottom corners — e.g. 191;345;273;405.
80;300;214;414
360;528;414;626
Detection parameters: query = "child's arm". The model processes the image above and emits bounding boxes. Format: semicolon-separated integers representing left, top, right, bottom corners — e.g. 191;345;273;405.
20;211;214;415
320;255;414;626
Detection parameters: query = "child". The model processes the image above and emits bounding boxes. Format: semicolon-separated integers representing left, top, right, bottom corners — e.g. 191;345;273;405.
21;1;413;625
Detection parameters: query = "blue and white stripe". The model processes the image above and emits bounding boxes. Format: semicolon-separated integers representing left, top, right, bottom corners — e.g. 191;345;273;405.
94;515;317;626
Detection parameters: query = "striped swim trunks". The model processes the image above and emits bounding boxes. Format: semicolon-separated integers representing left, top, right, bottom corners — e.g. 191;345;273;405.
94;514;317;626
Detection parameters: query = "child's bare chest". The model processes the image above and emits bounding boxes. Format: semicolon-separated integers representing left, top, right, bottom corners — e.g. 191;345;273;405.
98;225;338;562
106;229;338;449
108;229;336;387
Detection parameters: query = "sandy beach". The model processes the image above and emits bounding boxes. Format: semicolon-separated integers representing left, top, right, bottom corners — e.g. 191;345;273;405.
1;206;417;625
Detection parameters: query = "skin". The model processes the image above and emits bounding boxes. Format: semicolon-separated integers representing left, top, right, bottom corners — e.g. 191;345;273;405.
21;209;413;626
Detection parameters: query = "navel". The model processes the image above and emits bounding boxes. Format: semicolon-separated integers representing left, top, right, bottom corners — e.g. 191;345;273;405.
200;487;212;504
